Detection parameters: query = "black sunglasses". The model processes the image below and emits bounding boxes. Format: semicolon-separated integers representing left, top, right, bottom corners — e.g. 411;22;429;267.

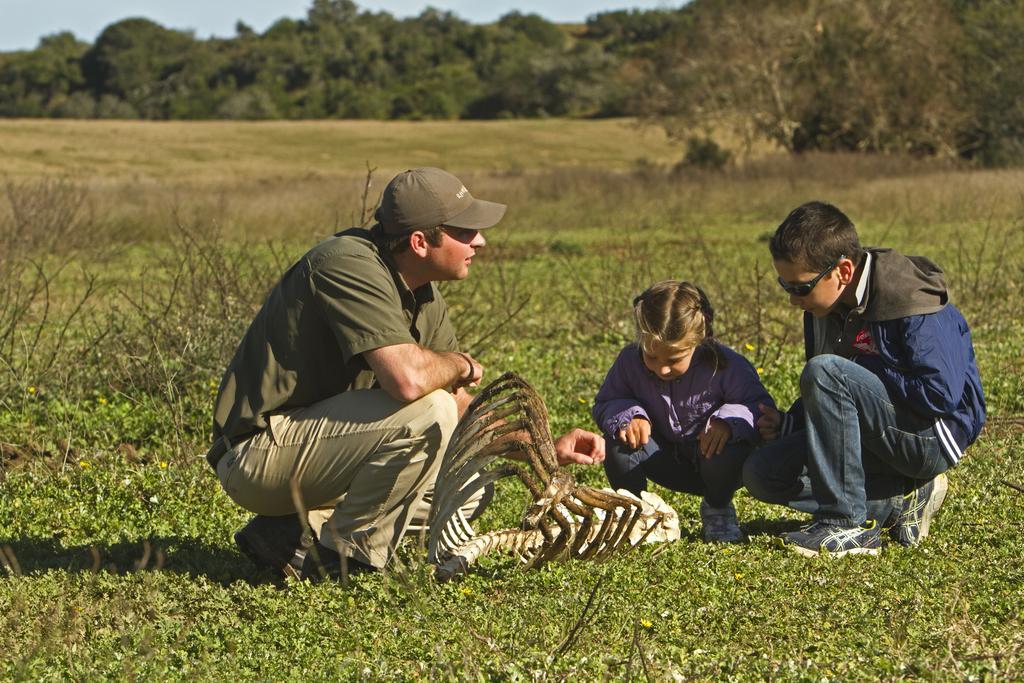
777;255;843;297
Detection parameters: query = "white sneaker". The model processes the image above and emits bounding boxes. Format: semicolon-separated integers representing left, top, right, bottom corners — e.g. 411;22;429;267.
892;472;948;547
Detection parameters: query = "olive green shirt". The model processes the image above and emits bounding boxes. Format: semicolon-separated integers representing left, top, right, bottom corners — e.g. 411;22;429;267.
212;226;459;444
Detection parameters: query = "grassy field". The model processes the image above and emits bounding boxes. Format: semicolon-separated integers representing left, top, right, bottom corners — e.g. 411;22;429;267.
1;119;1023;680
0;118;684;179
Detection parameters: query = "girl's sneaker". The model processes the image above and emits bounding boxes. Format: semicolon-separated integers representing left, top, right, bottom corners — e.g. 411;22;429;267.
700;500;744;543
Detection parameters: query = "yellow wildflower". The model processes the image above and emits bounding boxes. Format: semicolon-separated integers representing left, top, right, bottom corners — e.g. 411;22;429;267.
744;343;755;351
640;618;653;629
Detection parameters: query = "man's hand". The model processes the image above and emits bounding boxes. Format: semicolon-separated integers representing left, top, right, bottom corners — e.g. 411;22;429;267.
554;428;606;466
452;387;475;418
757;403;781;441
451;352;483;391
617;417;650;451
699;417;731;458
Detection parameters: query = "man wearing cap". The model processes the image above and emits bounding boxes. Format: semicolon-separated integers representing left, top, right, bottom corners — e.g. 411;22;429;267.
208;167;605;579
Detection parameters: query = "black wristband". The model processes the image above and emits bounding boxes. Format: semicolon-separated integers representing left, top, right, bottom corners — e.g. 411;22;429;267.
457;352;474;380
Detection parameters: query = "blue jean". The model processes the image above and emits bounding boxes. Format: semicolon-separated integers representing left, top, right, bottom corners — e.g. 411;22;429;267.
743;355;950;526
604;432;752;508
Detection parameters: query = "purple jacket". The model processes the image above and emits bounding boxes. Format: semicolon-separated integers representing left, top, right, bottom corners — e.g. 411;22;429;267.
592;343;775;444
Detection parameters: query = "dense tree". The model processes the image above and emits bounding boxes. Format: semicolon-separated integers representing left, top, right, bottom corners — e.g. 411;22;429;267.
496;12;566;50
0;32;88;117
634;0;1023;163
0;0;1020;164
307;0;359;27
953;0;1024;165
80;19;197;118
583;8;681;55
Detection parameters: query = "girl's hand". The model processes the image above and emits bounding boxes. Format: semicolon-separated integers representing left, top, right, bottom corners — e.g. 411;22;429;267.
618;417;650;450
699;417;731;458
756;403;781;441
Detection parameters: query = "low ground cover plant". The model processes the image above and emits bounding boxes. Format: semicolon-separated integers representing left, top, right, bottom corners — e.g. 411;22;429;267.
0;120;1022;679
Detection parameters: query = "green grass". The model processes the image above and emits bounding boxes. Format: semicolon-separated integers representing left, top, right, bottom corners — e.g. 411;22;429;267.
1;120;1023;680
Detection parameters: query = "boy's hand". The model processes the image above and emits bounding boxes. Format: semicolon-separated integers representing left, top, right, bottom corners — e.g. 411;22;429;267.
618;417;650;451
699;417;731;458
757;403;781;441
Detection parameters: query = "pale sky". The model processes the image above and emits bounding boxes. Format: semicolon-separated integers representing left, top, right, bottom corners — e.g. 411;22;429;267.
0;0;682;51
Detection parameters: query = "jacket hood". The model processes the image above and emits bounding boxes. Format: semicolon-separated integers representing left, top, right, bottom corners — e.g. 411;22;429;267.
862;248;948;321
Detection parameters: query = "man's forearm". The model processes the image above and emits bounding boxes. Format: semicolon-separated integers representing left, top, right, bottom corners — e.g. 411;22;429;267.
391;348;470;401
365;343;478;403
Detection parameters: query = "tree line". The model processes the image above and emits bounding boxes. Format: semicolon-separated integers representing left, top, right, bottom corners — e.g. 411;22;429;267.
1;0;1021;165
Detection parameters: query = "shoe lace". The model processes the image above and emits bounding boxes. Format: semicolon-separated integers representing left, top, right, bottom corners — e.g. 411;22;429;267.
799;520;830;534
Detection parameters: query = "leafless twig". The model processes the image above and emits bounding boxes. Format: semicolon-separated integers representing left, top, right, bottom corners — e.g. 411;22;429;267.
0;545;21;576
553;572;606;656
1000;480;1024;496
358;161;382;228
625;617;655;683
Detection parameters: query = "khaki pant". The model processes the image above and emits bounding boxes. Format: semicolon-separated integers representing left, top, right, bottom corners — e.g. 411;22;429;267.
217;388;463;569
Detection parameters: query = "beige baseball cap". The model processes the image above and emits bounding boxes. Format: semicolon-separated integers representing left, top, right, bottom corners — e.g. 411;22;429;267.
375;167;507;235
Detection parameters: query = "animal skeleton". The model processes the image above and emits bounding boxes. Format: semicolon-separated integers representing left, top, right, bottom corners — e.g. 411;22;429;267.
427;372;680;580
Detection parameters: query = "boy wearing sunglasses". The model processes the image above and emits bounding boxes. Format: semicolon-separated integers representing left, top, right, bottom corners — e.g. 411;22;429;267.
743;201;985;556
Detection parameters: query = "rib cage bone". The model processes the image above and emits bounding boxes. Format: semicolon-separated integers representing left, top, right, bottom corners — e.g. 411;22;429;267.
427;372;680;580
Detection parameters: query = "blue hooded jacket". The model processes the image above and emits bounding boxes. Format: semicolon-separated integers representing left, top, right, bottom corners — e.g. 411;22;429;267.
780;248;985;466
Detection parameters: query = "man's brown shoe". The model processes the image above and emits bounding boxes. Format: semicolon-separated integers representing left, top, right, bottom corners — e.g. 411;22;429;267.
234;514;313;579
299;542;377;582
